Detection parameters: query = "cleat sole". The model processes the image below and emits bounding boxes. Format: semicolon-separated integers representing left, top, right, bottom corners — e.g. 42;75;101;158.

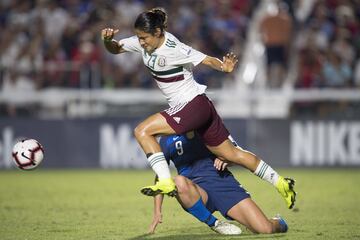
284;177;296;209
167;190;178;197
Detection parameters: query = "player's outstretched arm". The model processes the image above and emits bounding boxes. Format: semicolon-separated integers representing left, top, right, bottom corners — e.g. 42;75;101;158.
201;52;238;73
101;28;125;54
148;193;164;234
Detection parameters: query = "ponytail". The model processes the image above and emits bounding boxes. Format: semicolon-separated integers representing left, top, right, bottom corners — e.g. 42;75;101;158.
149;8;168;30
134;7;168;35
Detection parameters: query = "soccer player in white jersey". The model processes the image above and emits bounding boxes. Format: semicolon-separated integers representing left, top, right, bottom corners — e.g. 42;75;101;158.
101;8;296;209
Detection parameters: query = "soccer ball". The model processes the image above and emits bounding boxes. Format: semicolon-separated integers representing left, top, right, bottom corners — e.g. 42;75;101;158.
12;139;44;170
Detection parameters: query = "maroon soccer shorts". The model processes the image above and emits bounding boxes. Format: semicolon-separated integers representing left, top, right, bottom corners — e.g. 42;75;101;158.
160;94;229;146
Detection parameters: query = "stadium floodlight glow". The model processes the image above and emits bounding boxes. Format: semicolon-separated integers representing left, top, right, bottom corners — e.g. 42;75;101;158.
243;62;257;84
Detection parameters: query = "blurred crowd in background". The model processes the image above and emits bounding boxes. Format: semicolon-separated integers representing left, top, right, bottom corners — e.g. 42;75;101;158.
0;0;257;91
293;0;360;117
296;0;360;89
0;0;359;118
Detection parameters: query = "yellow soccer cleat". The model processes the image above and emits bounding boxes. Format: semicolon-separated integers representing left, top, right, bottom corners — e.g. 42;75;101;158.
276;176;296;209
141;178;177;197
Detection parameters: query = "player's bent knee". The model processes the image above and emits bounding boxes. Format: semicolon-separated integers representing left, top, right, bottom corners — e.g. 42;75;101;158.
134;124;147;140
174;175;190;193
174;175;187;187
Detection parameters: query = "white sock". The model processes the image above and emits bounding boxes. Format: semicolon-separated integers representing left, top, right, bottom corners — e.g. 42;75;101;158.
148;152;171;179
254;160;279;186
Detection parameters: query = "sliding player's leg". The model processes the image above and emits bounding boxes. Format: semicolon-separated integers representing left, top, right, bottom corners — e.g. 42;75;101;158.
174;175;241;235
207;140;296;209
134;113;177;196
227;198;288;234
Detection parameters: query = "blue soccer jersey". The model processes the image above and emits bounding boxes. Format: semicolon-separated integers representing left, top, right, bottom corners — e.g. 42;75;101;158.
160;132;219;177
159;132;250;218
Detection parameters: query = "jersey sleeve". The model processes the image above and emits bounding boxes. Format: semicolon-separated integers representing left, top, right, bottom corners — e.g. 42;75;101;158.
119;36;142;53
172;42;207;67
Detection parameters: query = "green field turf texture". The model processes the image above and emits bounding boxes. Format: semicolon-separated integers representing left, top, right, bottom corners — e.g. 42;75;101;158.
1;169;359;240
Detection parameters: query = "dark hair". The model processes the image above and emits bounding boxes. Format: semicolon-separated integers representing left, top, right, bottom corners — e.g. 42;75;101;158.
134;8;168;35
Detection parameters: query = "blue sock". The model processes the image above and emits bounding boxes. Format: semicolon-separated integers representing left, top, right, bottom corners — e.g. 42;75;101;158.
278;217;288;233
186;198;217;227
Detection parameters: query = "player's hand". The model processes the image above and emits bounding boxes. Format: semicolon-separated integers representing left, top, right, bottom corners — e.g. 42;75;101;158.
148;212;162;234
221;52;238;73
101;28;119;42
214;158;229;171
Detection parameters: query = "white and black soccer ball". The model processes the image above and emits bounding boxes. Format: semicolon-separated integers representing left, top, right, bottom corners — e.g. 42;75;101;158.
12;139;44;170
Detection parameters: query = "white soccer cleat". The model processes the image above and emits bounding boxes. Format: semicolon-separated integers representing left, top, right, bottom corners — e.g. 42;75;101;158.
211;220;242;235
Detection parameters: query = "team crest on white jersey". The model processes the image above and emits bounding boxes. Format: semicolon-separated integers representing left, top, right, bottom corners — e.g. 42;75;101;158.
158;56;166;67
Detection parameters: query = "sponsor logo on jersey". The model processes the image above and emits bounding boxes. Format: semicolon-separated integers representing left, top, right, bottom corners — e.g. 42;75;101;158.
173;117;181;124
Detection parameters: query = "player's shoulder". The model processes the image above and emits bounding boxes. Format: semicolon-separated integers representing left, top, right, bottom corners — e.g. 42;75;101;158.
164;32;180;45
163;32;189;53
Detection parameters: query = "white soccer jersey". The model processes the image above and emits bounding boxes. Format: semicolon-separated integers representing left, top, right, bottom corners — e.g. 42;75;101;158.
119;32;207;107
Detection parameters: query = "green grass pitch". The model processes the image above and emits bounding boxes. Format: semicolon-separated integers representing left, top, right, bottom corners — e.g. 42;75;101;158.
1;168;359;240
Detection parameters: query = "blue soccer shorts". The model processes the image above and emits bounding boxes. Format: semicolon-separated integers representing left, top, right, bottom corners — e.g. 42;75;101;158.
191;171;250;219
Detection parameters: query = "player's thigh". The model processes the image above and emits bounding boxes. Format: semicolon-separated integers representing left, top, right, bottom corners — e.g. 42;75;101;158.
194;182;208;204
227;198;273;234
206;139;241;160
206;139;259;169
134;112;176;136
180;176;209;204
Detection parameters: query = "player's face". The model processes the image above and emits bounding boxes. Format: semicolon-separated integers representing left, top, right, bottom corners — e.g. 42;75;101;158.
135;29;162;53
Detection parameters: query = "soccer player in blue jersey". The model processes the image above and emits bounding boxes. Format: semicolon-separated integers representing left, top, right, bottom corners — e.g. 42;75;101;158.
147;131;289;235
102;7;296;210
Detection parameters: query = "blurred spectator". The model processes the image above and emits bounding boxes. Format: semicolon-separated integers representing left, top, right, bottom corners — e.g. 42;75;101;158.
71;31;101;88
1;68;37;117
297;47;323;88
260;0;293;88
332;27;355;64
354;55;360;87
322;50;352;88
39;1;70;43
